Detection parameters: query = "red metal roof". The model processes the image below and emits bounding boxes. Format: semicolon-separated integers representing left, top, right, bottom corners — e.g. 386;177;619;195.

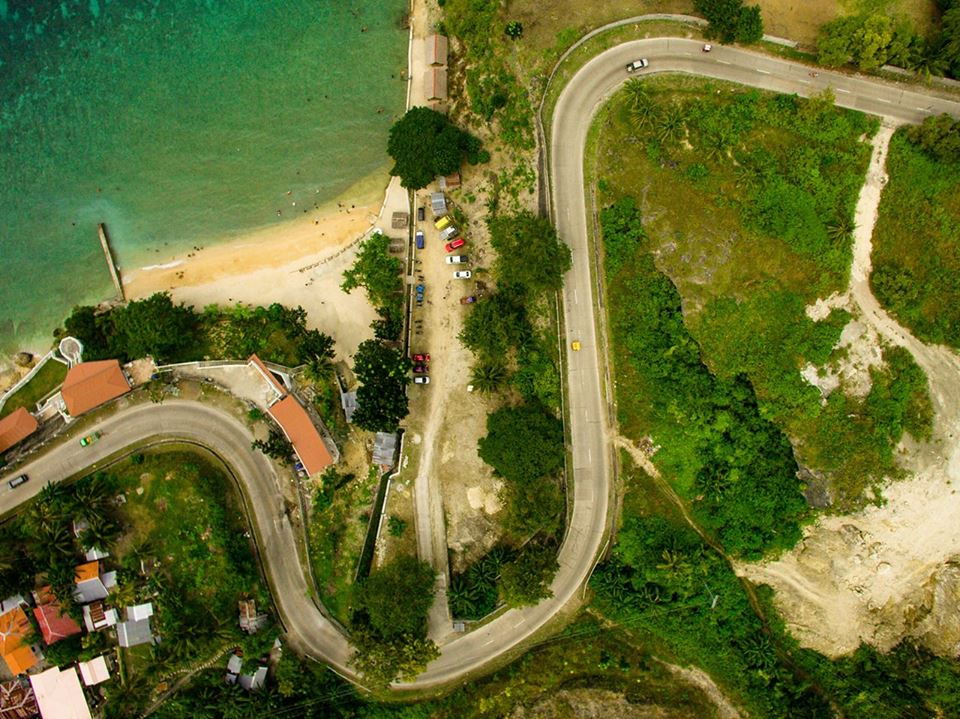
267;395;332;476
61;361;130;416
0;408;38;454
33;601;81;646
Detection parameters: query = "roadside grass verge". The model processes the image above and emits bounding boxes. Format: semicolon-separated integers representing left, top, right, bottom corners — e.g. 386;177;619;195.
593;75;931;508
871;129;960;349
0;358;67;417
309;465;381;625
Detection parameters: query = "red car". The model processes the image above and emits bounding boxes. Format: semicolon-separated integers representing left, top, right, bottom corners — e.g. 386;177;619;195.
445;237;465;252
413;353;430;363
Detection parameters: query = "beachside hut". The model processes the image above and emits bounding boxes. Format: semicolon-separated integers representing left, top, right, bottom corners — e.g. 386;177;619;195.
424;67;448;102
426;34;448;66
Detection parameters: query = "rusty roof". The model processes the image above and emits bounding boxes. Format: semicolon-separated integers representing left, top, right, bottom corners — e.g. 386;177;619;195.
267;395;332;476
61;360;130;416
0;408;38;454
74;561;99;584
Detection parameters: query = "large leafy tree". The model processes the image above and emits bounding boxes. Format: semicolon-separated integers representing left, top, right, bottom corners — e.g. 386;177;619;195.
387;107;485;189
487;211;571;295
499;542;559;607
693;0;764;43
351;340;411;432
341;232;403;313
478;402;565;484
350;555;438;686
108;292;199;363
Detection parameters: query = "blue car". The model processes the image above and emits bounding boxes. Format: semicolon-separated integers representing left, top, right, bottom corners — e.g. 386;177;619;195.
415;231;424;249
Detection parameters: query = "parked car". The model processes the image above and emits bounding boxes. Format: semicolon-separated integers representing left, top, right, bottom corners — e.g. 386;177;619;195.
413;364;428;373
414;376;430;384
625;58;649;72
445;255;468;264
80;431;102;447
435;216;451;231
413;353;430;363
7;474;28;489
453;270;472;279
460;295;476;304
445;237;465;252
439;225;459;241
417;206;425;221
415;231;424;250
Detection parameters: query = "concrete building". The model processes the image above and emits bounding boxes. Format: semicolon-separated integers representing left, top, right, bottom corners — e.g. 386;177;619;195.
29;666;90;719
77;656;110;687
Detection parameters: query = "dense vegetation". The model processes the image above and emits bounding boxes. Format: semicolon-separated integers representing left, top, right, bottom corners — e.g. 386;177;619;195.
350;339;411;432
598;77;934;507
386;107;487;189
341;230;405;341
349;555;438;686
693;0;764;44
818;0;960;78
872;123;960;348
61;295;334;372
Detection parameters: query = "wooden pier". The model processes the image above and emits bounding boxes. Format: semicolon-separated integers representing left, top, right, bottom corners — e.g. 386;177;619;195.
97;223;125;301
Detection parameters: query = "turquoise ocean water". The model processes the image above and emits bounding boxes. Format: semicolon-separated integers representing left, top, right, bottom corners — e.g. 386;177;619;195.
0;0;408;355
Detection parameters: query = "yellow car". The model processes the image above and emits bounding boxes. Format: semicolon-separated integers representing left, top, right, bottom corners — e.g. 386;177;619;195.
571;340;581;351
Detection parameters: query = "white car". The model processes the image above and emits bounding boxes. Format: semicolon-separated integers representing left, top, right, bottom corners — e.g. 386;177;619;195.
413;376;430;384
439;226;459;241
445;255;468;264
453;270;472;279
625;58;649;72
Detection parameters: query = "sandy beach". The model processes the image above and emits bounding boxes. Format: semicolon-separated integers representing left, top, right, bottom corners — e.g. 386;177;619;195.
122;171;399;360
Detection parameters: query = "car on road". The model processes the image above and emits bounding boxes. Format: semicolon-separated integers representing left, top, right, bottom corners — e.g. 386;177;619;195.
7;474;28;489
413;353;430;363
413;376;430;384
460;295;476;304
415;231;425;249
80;431;102;447
445;237;465;252
453;270;472;279
445;255;468;264
625;58;649;72
571;340;582;351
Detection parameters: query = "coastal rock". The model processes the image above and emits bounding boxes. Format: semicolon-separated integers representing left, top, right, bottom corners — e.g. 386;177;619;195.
13;351;34;368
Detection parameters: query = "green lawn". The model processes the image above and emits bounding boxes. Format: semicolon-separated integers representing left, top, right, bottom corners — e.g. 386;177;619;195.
871;129;960;348
0;358;67;418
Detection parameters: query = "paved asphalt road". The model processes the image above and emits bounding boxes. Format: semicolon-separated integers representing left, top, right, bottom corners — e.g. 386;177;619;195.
3;38;959;690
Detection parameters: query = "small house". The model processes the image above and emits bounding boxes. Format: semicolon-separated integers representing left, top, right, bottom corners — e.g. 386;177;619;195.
116;603;155;648
238;600;267;634
0;608;38;677
0;408;38;456
81;602;118;633
32;588;81;646
430;192;447;217
60;360;130;417
425;34;448;66
77;656;110;687
225;652;242;685
72;561;116;604
238;665;267;692
0;679;38;719
424;67;448;102
340;390;357;424
373;432;398;471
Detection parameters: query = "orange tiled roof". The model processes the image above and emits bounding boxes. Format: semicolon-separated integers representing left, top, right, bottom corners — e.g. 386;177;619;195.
74;561;99;584
248;354;287;396
61;360;130;416
0;407;39;454
267;395;332;476
0;608;35;676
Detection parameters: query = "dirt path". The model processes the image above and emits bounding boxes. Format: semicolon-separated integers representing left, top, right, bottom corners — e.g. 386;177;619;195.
741;122;960;658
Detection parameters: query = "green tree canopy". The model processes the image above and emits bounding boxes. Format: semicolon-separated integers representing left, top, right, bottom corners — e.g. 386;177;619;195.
693;0;765;43
905;113;960;163
499;542;559;607
351;340;411;432
355;555;437;640
341;231;404;313
478;402;565;484
108;292;200;363
387;107;485;189
487;211;572;295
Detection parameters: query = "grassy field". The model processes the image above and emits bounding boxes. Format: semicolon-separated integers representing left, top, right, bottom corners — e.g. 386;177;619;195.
0;358;67;418
592;75;934;508
871;129;960;349
309;465;381;624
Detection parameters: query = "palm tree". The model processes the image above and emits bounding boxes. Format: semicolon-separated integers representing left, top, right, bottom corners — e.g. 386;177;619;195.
827;213;856;243
704;130;731;162
71;474;113;519
656;104;686;145
448;577;478;617
622;78;650;110
470;362;508;393
82;514;122;553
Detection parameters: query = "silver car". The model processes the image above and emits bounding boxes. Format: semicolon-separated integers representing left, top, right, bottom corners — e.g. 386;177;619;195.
453;270;472;279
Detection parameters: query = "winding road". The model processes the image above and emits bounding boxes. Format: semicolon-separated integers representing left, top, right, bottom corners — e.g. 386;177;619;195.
3;37;960;690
